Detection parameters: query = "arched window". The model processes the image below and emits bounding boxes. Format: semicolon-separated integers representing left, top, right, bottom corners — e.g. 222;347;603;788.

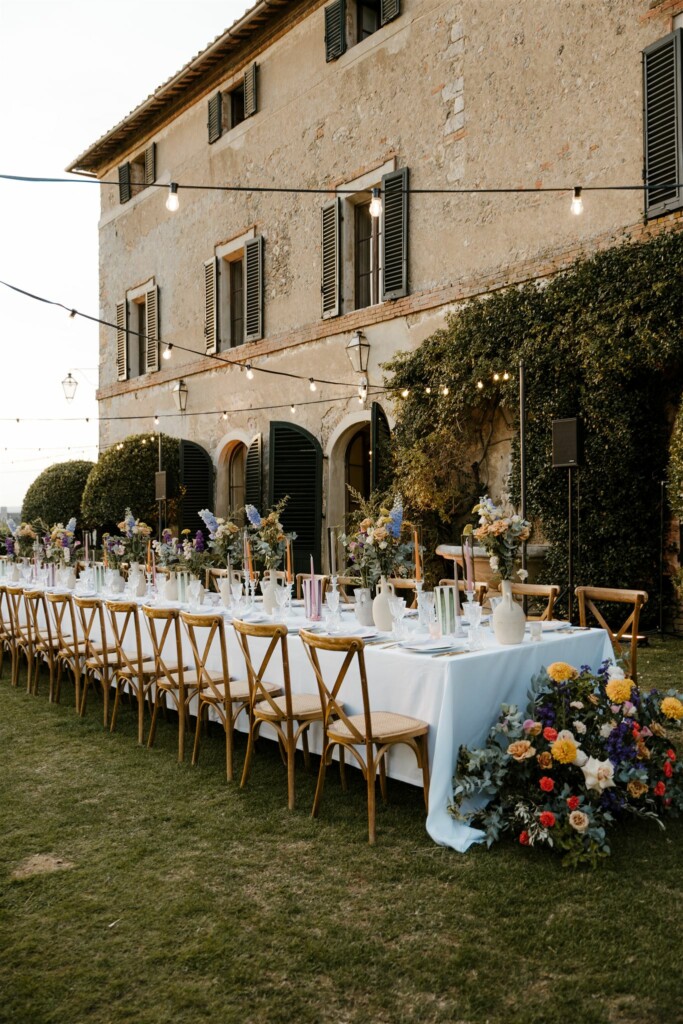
228;442;247;517
345;424;371;516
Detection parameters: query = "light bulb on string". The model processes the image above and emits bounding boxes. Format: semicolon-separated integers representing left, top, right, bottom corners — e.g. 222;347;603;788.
154;415;159;426
503;371;510;381
401;388;410;398
222;411;228;420
369;187;382;218
476;380;484;391
442;386;449;396
571;186;583;215
163;343;173;360
69;309;77;319
425;386;431;394
493;372;500;382
309;378;317;392
290;404;296;414
166;182;180;212
246;364;254;380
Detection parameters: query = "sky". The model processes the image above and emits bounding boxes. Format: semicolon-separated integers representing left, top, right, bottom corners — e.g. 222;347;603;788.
0;0;251;510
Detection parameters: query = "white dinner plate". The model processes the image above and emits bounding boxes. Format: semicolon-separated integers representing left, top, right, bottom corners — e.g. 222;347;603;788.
398;638;464;654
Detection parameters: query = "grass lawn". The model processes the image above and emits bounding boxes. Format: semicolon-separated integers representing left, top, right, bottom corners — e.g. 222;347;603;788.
1;634;682;1024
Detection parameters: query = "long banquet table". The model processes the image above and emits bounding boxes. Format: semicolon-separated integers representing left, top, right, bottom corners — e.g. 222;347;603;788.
18;586;613;852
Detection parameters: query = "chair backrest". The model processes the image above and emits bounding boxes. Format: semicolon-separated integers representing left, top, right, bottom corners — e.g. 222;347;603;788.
295;573;329;600
205;567;243;592
179;611;231;705
105;600;146;679
575;586;648;682
74;596;113;675
232;619;290;717
299;630;373;744
388;578;419;609
262;569;288;585
4;585;28;642
24;589;54;651
142;606;184;685
46;591;80;663
438;579;489;607
0;583;12;638
509;582;560;621
335;575;360;604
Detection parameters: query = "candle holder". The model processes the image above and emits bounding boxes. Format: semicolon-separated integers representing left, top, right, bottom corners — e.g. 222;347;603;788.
145;572;156;601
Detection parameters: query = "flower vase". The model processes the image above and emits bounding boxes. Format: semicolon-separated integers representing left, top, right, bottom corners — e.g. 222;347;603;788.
353;587;374;627
64;568;77;590
9;564;21;582
261;577;278;615
219;579;232;608
163;575;178;601
492;578;526;645
372;576;395;632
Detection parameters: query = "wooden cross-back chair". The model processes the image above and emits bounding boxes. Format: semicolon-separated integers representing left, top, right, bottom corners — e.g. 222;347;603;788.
106;600;159;745
0;583;15;682
233;620;321;811
5;586;34;690
295;573;329;601
205;567;243;593
388;578;419;610
45;591;82;709
508;582;560;621
143;606;197;763
335;575;361;604
74;596;117;725
24;589;60;700
299;630;430;844
181;611;280;781
575;586;648;684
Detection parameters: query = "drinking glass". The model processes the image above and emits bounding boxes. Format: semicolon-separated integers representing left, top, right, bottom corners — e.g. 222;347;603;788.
529;620;543;642
326;589;340;615
274;584;289;620
467;601;482;629
417;591;435;631
388;596;407;638
230;582;243;605
188;580;202;609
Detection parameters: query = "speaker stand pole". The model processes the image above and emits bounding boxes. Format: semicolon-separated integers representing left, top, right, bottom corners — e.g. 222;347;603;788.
567;465;574;624
519;357;527;571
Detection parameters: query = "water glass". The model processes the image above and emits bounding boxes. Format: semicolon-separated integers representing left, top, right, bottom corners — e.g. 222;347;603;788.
467;602;482;629
274;584;289;620
388;596;407;638
467;626;485;651
326;589;340;615
529;620;543;642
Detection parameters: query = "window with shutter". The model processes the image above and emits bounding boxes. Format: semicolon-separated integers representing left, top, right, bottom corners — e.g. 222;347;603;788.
269;423;323;574
325;0;347;62
145;285;159;372
245;434;263;510
244;63;258;118
144;143;156;186
244;236;263;342
371;401;392;491
208;93;223;144
380;0;400;25
179;440;214;536
116;301;128;381
204;258;218;355
118;163;132;204
381;167;409;300
643;30;682;217
321;199;342;318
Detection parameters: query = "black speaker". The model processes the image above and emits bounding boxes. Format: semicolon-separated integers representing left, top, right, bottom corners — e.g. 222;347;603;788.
155;471;167;501
552;418;581;468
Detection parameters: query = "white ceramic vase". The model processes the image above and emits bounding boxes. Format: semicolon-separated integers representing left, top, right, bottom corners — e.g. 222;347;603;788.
354;587;374;627
372;576;395;632
261;577;278;615
163;575;179;601
219;579;232;608
492;578;526;645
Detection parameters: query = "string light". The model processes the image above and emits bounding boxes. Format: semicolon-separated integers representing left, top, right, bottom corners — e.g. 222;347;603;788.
493;372;500;382
163;343;173;360
290;404;296;413
442;386;449;396
476;381;484;390
401;388;409;398
503;371;510;381
369;187;382;218
309;378;317;392
69;309;77;319
154;415;159;425
246;364;254;380
166;182;180;212
571;186;583;215
222;410;228;420
425;386;431;394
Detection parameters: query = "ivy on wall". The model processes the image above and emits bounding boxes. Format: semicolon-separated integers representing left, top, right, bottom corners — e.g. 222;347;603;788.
384;230;683;618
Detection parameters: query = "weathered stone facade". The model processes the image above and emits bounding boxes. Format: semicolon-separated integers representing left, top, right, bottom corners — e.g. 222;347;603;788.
71;0;683;563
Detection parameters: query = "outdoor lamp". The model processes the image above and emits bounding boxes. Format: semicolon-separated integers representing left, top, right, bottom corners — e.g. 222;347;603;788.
369;188;382;218
346;330;370;374
571;186;583;215
166;182;180;212
61;372;78;401
172;379;189;412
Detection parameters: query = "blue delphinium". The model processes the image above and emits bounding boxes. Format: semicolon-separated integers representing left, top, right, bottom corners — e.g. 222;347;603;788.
245;505;263;528
387;496;403;539
199;508;219;537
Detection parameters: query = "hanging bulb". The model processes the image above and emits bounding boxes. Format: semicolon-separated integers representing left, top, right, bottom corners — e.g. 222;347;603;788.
290;404;296;414
166;182;180;212
503;371;510;381
476;380;484;390
425;386;431;395
493;372;500;382
154;415;159;426
246;364;254;380
141;439;146;445
222;411;228;420
442;386;449;396
369;187;382;219
309;378;317;392
69;309;77;319
401;388;409;398
571;186;583;215
163;343;173;360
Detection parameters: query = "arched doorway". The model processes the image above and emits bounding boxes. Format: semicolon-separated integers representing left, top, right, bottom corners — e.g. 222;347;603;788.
345;424;371;516
228;442;247;519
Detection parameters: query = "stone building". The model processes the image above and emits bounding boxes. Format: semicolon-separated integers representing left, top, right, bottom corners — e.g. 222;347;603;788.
68;0;683;571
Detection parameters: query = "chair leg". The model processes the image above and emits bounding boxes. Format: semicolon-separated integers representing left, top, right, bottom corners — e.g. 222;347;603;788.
420;734;430;813
302;728;311;771
80;671;90;717
177;696;185;764
311;741;330;819
191;703;204;766
378;749;388;804
367;763;377;845
102;675;110;728
240;721;257;788
286;735;296;812
73;667;81;715
225;716;234;783
147;692;161;749
110;682;121;732
339;746;347;791
136;682;145;746
54;660;63;703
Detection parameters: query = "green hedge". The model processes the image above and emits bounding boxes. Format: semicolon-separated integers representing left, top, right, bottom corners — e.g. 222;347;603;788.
384;230;683;621
81;434;179;531
21;460;95;528
669;404;683;522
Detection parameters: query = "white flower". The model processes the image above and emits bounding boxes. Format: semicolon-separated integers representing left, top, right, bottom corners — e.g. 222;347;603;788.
573;748;588;767
570;700;584;710
557;729;575;743
573;720;587;735
599;722;615;739
517;568;529;581
581;756;615;792
607;665;625;681
489;556;499;572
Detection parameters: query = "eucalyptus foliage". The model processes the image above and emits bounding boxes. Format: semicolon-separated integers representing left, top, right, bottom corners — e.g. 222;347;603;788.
21;460;95;529
385;231;683;616
81;434;179;531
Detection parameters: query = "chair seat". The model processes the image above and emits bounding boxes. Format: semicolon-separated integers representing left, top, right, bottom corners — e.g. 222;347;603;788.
254;692;323;721
200;678;281;704
329;711;429;744
154;668;206;690
117;659;159;678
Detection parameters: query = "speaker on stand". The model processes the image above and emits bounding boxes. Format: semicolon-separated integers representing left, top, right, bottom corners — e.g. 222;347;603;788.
552;418;581;622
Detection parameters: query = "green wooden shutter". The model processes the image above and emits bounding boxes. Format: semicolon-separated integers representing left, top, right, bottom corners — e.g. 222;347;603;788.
245;433;262;510
179;440;214;535
269;422;323;574
116;300;128;381
204;257;219;355
324;0;346;62
381;0;400;25
244;236;263;342
145;284;159;372
208;93;223;144
144;143;156;185
118;163;131;204
643;30;682;217
321;198;342;318
381;167;409;300
244;62;258;118
371;401;392;491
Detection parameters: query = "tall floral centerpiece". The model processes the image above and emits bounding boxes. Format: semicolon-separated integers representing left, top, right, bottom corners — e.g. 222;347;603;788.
180;530;210;580
6;519;38;560
44;517;79;565
117;508;153;565
102;533;126;569
152;529;183;571
244;499;294;613
450;660;683;867
198;509;243;569
471;496;531;644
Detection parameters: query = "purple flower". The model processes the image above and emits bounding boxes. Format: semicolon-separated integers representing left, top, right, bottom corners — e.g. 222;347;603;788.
162;529;172;543
5;538;14;555
194;531;205;552
62;535;70;548
199;508;219;536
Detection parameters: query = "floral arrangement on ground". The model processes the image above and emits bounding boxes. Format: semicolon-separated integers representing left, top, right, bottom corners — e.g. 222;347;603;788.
449;660;683;867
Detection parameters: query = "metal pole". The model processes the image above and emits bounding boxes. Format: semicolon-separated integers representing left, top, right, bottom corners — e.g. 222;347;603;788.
659;480;665;634
567;465;574;624
519;359;527;573
158;432;163;543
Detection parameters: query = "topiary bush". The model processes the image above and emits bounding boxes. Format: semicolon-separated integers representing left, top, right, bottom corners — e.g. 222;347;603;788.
81;434;179;532
21;460;95;528
669;404;683;522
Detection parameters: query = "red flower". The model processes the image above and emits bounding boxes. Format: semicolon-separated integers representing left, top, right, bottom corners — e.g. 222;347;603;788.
539;776;555;792
519;831;530;846
543;727;558;742
654;781;666;797
567;795;580;811
663;760;673;778
666;749;676;762
631;727;640;739
539;811;556;828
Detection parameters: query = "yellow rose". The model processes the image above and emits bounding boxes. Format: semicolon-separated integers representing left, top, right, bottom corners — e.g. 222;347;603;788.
605;678;634;704
537;751;553;770
547;662;579;683
551;738;578;764
661;697;683;721
507;740;536;762
627;779;648;799
650;722;669;739
359;518;373;531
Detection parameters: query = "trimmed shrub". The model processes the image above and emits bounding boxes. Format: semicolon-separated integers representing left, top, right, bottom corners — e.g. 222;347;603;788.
21;460;95;528
81;434;179;531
